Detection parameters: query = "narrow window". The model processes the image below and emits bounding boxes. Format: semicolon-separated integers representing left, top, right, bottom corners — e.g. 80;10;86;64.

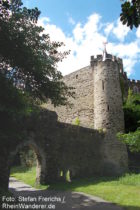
76;75;78;79
107;105;109;111
102;81;104;90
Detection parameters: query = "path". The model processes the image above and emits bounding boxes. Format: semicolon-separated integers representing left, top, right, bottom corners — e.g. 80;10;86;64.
6;177;124;210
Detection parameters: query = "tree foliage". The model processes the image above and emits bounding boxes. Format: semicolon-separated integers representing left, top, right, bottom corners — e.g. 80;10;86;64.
120;0;140;29
0;0;73;106
118;89;140;152
123;88;140;132
118;129;140;152
119;1;140;152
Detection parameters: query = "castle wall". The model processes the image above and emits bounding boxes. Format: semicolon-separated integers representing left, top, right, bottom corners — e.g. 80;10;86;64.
0;110;105;190
46;66;95;128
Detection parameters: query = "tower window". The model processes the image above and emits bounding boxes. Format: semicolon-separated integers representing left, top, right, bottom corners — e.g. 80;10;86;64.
107;105;109;111
76;75;78;79
102;81;104;90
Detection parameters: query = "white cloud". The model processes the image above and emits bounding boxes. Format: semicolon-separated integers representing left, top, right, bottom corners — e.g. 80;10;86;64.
38;13;139;77
112;19;130;42
123;58;137;76
37;17;50;26
104;19;130;42
107;41;140;58
73;23;84;42
38;14;106;75
104;23;114;36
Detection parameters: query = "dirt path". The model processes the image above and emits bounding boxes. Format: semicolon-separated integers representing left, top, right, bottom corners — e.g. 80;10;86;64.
6;177;124;210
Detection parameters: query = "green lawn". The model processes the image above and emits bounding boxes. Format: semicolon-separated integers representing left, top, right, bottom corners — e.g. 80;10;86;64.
10;166;48;189
10;166;140;210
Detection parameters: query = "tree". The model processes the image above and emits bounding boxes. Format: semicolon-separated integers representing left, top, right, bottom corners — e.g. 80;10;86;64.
0;0;73;106
123;88;140;132
120;0;140;29
118;129;140;152
118;89;140;152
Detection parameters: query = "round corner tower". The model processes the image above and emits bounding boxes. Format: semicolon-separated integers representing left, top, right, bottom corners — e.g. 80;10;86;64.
91;53;128;175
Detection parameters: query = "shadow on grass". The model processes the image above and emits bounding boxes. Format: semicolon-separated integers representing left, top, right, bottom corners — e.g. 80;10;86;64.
47;175;128;191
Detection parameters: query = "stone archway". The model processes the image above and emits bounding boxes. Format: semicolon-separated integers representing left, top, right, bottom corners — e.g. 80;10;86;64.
9;139;47;186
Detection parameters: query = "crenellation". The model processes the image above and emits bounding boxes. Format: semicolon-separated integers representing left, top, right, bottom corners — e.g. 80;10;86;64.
97;54;103;60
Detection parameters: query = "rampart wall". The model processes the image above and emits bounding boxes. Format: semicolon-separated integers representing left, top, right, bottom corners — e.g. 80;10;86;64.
0;109;106;190
46;66;95;128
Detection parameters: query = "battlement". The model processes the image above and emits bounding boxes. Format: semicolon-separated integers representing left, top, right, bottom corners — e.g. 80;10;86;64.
127;79;140;84
120;73;140;94
121;72;140;85
90;54;123;67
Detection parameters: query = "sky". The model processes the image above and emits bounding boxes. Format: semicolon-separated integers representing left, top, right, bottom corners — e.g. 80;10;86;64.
23;0;140;80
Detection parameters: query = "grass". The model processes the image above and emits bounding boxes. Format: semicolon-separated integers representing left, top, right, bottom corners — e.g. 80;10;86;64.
10;166;48;189
10;166;140;210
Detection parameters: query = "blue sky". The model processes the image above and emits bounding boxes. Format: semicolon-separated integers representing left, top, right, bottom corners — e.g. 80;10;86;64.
23;0;140;80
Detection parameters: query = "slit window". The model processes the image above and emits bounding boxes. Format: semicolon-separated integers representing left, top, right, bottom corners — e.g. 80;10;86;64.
102;81;104;90
107;105;109;111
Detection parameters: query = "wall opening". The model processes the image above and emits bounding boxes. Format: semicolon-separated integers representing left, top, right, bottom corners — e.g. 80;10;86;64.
9;142;45;187
59;169;71;182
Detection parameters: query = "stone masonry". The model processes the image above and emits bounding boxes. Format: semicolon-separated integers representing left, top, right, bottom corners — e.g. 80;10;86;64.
47;53;129;175
47;66;95;128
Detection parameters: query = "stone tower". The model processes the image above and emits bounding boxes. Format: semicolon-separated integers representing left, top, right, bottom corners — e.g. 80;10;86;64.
91;53;128;175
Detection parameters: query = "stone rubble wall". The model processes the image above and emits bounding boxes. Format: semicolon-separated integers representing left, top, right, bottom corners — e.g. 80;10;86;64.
46;66;95;128
0;110;106;191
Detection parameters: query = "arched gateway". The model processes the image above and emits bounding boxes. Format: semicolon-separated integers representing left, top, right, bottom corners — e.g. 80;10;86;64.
9;139;46;185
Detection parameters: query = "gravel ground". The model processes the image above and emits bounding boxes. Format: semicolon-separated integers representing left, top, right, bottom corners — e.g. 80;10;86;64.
5;177;125;210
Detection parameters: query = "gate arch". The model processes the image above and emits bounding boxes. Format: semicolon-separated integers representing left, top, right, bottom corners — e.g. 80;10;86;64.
9;139;47;185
